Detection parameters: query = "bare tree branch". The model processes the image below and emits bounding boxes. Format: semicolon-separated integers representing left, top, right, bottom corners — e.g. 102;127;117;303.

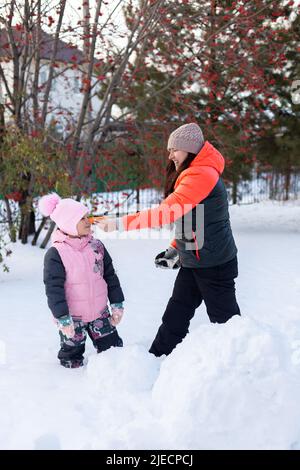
41;0;67;125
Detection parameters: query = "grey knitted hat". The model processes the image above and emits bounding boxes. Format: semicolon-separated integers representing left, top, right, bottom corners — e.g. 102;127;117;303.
167;123;204;154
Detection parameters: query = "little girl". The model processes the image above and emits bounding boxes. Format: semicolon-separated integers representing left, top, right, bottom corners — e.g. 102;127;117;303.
40;193;124;368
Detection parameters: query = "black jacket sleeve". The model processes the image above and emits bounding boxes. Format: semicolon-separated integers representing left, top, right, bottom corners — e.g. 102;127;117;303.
43;247;69;319
103;246;125;304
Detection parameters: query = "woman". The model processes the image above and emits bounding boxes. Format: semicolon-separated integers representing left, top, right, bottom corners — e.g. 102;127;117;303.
96;123;240;357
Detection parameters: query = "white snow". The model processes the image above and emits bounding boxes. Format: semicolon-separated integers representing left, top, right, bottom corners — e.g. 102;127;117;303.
0;200;300;450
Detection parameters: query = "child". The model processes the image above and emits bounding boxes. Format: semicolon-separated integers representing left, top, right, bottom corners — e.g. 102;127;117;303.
40;193;124;368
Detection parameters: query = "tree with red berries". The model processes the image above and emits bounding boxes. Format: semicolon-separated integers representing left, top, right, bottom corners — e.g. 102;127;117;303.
0;0;166;245
118;0;300;201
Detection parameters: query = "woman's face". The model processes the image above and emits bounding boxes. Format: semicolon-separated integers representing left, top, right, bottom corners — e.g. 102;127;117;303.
76;214;92;236
168;148;188;170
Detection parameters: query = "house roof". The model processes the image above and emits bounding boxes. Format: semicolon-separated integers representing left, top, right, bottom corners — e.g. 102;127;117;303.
0;27;85;64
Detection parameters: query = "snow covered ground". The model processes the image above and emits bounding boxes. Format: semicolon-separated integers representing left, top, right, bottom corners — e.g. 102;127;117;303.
0;200;300;450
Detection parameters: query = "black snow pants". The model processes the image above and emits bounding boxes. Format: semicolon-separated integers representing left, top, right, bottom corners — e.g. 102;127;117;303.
149;256;240;357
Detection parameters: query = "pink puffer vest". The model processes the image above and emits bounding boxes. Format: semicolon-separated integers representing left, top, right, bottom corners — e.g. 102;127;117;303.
52;229;108;322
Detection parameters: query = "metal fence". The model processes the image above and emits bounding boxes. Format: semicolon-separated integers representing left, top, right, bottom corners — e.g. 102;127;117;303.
1;172;300;225
227;172;300;205
90;172;300;215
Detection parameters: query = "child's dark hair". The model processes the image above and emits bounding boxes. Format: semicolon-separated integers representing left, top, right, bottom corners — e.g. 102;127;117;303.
164;152;197;198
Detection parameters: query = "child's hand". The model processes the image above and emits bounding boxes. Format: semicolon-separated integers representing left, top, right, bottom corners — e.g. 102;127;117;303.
55;315;75;339
60;324;75;338
110;303;124;326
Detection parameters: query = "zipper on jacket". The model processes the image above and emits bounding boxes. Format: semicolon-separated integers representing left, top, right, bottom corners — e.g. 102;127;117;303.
192;231;200;260
82;248;94;320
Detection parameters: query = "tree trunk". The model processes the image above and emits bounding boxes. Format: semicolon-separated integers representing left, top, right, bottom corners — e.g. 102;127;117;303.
232;179;238;205
284;166;291;201
19;211;28;244
29;209;36;235
40;221;56;249
270;171;280;200
19;203;30;244
4;197;16;243
18;195;35;244
116;193;120;218
269;170;275;200
32;216;47;246
0;102;5;144
136;187;140;211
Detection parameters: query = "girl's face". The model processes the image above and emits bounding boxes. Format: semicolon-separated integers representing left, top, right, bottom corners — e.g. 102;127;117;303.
168;148;188;170
76;214;91;236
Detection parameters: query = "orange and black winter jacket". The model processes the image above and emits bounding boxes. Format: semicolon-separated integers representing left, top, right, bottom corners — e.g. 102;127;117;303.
121;141;237;268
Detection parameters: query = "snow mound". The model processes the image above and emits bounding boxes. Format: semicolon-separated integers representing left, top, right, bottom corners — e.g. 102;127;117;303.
82;345;164;450
87;344;160;393
152;316;300;449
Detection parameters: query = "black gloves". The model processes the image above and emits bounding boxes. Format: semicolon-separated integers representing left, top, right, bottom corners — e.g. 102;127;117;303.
155;246;181;269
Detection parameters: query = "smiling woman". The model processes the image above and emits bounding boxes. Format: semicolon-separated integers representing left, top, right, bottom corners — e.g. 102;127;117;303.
168;148;189;170
96;122;241;357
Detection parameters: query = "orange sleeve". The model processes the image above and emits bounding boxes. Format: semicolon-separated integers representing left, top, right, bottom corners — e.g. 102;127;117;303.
122;167;219;231
170;239;177;249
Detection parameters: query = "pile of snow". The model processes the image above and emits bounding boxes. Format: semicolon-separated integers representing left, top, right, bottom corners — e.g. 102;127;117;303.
152;316;300;449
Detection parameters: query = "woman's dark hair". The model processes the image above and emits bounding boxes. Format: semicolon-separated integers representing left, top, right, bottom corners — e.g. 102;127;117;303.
164;152;197;198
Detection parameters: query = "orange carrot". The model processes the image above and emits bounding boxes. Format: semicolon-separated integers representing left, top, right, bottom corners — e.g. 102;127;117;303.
89;216;105;224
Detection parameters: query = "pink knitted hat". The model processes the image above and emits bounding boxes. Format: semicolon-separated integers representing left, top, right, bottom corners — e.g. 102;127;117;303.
167;123;204;154
38;193;89;236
